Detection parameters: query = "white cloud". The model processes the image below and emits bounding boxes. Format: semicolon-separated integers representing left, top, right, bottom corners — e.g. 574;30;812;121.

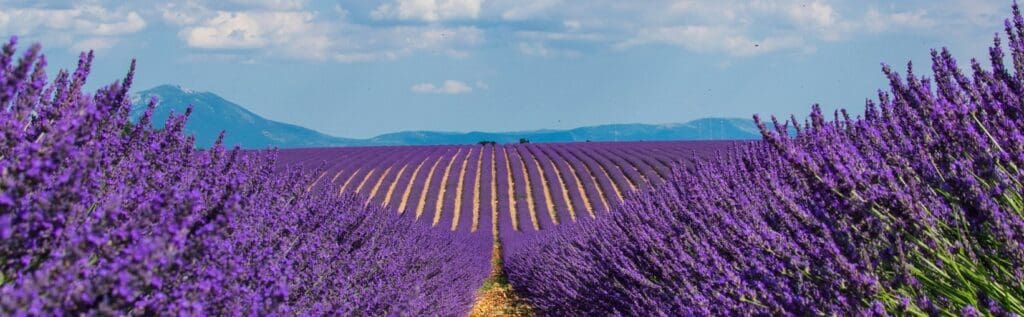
333;52;383;63
162;0;484;63
180;11;331;60
161;1;212;25
411;80;474;94
500;0;561;20
948;0;1004;27
372;0;483;22
863;8;935;33
598;0;944;56
785;1;838;28
333;4;350;18
516;30;604;42
617;25;810;57
226;0;307;10
516;42;579;58
0;6;147;36
7;0;965;63
563;20;581;31
333;26;484;63
71;37;117;52
181;12;270;49
0;4;146;52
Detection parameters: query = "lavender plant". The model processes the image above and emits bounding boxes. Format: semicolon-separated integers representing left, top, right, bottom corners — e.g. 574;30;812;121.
0;37;490;315
504;3;1024;315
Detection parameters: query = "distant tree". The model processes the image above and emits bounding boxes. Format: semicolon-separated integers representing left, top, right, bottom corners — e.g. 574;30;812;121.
519;138;530;144
478;140;497;146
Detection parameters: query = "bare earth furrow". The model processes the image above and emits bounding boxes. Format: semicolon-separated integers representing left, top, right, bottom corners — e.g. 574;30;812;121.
529;148;559;225
397;153;432;215
414;153;447;219
451;148;472;231
433;148;463;226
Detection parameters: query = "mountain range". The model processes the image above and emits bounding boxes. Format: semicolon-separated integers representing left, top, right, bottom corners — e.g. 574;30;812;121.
131;85;761;149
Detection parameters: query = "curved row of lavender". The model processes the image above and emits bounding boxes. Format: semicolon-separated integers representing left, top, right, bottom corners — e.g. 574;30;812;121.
276;141;734;235
0;39;490;315
505;4;1024;316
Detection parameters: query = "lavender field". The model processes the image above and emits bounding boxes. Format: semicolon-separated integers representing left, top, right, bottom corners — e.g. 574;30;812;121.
277;141;736;234
3;1;1024;316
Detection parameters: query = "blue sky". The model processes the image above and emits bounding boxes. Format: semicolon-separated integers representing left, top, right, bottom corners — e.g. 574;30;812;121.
0;0;1013;138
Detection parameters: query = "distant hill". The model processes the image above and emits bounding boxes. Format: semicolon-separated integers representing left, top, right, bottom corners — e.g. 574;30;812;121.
133;85;760;149
131;85;361;148
366;118;759;146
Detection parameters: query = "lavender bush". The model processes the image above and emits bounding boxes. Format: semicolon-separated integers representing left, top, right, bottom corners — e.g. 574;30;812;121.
0;37;490;315
505;3;1024;315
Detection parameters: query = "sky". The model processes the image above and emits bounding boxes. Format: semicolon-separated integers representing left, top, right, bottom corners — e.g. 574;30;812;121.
0;0;1014;138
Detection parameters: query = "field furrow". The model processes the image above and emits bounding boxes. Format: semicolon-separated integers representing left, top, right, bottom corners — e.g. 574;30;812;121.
382;163;409;207
540;144;590;219
433;148;464;226
574;147;625;202
499;147;519;231
511;147;541;230
305;171;327;193
530;145;573;223
452;148;472;231
275;141;734;234
469;147;483;232
597;148;643;190
338;168;362;194
396;152;432;214
414;152;448;219
354;169;377;194
483;146;496;235
557;146;611;213
366;167;392;203
526;147;558;225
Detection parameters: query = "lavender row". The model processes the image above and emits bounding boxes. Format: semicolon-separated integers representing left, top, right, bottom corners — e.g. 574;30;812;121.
456;147;481;233
277;141;733;234
0;40;490;315
532;145;582;222
505;4;1024;315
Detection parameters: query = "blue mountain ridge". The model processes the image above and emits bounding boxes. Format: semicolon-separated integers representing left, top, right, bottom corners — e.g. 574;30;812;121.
131;84;761;149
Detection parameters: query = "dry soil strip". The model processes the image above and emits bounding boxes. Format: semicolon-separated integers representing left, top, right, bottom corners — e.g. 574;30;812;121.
566;162;596;218
503;147;519;231
514;147;541;230
338;167;361;194
353;169;377;194
397;157;430;215
305;171;327;193
415;154;447;220
547;156;578;222
583;150;626;202
530;152;559;225
434;149;463;226
562;147;610;213
491;147;499;235
382;164;409;208
472;148;483;232
365;167;393;204
451;149;471;231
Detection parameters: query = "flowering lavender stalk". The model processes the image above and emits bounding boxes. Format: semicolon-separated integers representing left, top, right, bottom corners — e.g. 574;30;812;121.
0;37;490;315
505;2;1024;315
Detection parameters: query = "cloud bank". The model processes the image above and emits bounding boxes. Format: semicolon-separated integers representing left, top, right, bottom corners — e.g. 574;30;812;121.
411;80;475;94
